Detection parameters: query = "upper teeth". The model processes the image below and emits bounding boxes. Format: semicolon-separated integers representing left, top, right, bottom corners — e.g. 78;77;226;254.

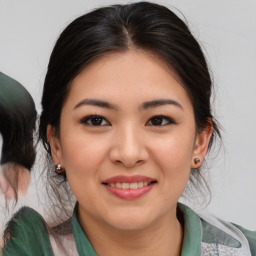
109;181;150;189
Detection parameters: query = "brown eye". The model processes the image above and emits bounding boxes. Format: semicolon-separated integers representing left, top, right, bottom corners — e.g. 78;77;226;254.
146;115;175;126
80;115;110;126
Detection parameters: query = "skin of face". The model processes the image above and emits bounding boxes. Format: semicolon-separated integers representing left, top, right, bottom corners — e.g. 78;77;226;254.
48;50;212;243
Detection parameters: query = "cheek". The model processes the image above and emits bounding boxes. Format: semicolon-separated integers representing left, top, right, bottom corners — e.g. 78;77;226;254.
60;127;107;169
59;131;111;197
150;132;194;197
151;132;195;171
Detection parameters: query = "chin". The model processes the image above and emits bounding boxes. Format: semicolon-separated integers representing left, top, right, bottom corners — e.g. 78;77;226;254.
109;218;152;231
102;209;157;231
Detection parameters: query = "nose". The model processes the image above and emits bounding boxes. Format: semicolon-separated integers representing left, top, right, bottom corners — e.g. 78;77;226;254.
109;125;149;168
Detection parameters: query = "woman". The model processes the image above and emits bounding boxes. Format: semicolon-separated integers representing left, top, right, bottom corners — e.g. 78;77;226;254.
3;2;256;255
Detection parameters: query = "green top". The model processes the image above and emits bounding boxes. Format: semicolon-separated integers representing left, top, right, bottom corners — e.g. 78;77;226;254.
2;203;256;256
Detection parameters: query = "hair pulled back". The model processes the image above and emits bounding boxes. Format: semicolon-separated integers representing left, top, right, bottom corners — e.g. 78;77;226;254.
39;1;221;214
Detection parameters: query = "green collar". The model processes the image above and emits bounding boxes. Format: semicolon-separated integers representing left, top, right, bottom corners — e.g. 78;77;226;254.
71;203;202;256
179;203;201;256
71;207;98;256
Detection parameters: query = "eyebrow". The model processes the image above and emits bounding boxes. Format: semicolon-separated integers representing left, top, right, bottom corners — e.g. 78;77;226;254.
73;98;183;111
140;99;183;111
73;99;118;110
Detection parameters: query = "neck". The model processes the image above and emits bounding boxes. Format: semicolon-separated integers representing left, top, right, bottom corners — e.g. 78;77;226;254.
78;207;183;256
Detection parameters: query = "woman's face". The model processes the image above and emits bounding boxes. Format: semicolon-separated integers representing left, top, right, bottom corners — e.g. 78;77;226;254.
49;51;211;231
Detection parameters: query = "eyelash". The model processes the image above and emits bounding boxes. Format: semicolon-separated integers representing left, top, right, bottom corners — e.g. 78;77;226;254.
146;115;176;126
80;115;110;126
80;115;176;127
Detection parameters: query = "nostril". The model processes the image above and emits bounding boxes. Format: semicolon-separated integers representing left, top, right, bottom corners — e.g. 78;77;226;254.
113;159;146;169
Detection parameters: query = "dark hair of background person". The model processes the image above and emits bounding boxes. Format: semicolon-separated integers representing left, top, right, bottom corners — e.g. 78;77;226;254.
0;72;37;202
39;1;221;226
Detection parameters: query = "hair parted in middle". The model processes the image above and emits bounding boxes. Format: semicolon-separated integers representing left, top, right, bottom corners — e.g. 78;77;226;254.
39;1;221;219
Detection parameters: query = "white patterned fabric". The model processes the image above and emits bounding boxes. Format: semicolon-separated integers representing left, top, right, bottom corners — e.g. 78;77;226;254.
201;242;249;256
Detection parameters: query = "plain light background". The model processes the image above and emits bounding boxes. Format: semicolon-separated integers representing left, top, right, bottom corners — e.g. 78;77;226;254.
0;0;255;231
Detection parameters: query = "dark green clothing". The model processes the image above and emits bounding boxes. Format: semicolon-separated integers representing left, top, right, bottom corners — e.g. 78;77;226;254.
3;204;256;255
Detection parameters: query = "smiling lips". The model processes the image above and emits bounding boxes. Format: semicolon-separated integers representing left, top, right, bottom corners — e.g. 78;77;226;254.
102;175;157;200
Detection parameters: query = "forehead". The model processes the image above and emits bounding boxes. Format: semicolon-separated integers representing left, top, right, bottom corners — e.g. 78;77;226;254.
67;50;192;110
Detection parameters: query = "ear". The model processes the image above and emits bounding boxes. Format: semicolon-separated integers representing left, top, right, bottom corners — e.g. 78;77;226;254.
47;125;63;165
191;120;213;168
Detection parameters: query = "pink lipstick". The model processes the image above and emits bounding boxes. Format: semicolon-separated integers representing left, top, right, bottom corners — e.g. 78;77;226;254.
102;175;157;200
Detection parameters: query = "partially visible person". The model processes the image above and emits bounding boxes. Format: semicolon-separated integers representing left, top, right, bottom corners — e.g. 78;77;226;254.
0;72;37;201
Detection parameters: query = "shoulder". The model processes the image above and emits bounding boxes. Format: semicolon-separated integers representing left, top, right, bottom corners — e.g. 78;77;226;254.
199;213;256;255
233;223;256;255
3;207;54;256
178;203;256;255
